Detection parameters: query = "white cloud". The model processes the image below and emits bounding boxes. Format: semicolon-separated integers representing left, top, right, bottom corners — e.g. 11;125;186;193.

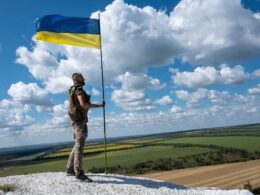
0;100;71;146
92;88;101;96
15;0;260;95
171;105;183;113
16;39;101;94
4;0;260;147
219;65;249;84
253;69;260;78
247;107;257;113
104;96;260;138
155;95;173;105
248;84;260;95
51;101;69;125
172;64;250;88
8;81;52;106
176;89;207;107
96;0;180;71
209;105;224;113
116;72;164;91
16;46;58;81
233;94;249;103
35;106;53;113
15;1;178;94
111;72;163;111
170;0;260;65
45;76;72;94
254;13;260;19
175;88;230;107
1;90;260;147
0;99;34;135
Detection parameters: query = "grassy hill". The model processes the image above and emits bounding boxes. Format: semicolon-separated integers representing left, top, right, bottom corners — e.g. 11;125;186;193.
1;123;260;177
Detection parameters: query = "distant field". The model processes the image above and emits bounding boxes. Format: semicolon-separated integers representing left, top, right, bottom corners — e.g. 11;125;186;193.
156;136;260;152
0;146;211;177
141;159;260;189
46;143;140;158
184;125;260;137
1;124;260;178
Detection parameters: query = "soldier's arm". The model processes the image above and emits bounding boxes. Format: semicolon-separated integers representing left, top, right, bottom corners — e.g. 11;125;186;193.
89;100;105;109
77;94;91;110
77;94;105;110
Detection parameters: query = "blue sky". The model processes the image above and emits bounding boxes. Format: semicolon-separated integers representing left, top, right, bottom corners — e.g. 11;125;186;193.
0;0;260;148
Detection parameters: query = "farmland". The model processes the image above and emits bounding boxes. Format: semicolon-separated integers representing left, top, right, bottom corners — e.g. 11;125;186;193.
1;123;260;187
142;159;260;189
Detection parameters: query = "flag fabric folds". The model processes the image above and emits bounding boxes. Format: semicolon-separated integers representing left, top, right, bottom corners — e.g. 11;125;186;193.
36;15;101;48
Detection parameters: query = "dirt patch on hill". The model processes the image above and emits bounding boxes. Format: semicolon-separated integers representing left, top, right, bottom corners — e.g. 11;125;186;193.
140;159;260;189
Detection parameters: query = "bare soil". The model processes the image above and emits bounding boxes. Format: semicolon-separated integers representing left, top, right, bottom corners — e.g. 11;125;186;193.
140;159;260;189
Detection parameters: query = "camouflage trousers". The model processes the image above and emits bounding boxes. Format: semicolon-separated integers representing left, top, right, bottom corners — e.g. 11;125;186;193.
67;122;88;175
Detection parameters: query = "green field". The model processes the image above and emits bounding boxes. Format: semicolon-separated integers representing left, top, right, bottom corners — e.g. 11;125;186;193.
46;143;140;158
0;146;211;177
1;124;260;177
156;136;260;152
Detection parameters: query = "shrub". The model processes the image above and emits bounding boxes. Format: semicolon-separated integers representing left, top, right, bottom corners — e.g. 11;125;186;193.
244;181;253;191
0;184;17;192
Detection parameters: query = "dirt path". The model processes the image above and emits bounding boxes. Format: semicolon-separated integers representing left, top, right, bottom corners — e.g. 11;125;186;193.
139;159;260;189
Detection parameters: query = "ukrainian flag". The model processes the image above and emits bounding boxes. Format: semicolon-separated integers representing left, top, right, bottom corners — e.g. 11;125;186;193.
36;15;101;48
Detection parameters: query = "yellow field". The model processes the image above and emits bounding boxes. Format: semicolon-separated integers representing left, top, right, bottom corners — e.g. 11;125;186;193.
46;144;140;158
140;159;260;189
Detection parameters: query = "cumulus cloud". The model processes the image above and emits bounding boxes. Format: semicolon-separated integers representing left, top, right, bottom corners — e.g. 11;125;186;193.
170;0;260;65
51;100;69;126
253;69;260;78
171;64;250;88
246;107;257;113
254;13;260;19
15;0;260;95
175;88;230;107
248;84;260;95
15;0;179;95
92;88;101;96
111;72;163;111
0;99;71;146
0;99;34;136
105;95;260;138
16;46;59;81
8;81;52;106
5;0;260;146
171;105;183;113
1;90;260;147
155;95;173;105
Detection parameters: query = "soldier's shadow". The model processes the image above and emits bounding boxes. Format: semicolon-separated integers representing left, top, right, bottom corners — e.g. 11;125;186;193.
88;174;188;190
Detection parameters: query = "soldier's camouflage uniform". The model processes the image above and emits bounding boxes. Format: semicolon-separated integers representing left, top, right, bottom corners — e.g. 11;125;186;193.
67;85;89;175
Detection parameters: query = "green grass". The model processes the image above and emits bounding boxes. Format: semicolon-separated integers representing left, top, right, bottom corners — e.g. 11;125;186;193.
0;146;211;177
156;136;260;152
84;146;211;168
1;134;259;177
0;184;17;192
47;143;140;158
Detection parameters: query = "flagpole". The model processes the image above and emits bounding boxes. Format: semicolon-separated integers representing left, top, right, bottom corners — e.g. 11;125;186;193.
98;12;108;175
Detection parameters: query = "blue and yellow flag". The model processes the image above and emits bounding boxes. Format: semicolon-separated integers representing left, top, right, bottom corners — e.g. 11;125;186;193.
36;15;101;48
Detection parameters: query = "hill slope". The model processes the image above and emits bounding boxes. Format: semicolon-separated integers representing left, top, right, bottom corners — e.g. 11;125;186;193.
141;159;260;189
0;172;252;195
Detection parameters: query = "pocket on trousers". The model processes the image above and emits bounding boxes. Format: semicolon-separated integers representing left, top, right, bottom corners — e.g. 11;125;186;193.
74;125;86;142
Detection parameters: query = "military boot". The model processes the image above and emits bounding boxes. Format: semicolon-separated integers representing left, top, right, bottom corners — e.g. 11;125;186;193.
75;170;93;182
66;168;75;176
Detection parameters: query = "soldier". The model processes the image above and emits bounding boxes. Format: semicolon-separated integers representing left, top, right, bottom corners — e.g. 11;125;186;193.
66;73;105;181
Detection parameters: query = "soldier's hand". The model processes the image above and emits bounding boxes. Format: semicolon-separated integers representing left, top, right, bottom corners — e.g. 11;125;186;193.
101;100;106;107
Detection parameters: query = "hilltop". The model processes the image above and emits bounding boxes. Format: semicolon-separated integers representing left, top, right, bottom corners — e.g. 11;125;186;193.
0;172;252;195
